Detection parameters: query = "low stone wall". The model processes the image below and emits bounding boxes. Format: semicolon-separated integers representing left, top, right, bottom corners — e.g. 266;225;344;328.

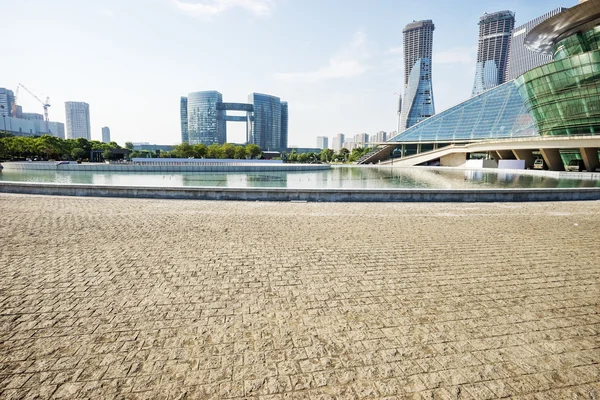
1;181;600;202
0;162;330;173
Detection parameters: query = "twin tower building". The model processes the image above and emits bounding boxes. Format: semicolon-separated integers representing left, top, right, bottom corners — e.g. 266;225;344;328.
398;8;565;132
180;92;288;151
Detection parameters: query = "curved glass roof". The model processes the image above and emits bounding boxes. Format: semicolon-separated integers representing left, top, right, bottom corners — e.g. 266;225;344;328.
389;80;539;143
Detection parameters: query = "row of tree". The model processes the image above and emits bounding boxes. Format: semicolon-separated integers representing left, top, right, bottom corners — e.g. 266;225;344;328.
133;142;263;160
0;133;124;161
283;147;373;163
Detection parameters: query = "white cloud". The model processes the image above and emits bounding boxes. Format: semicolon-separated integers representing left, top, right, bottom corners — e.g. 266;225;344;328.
275;30;369;84
434;46;476;65
171;0;274;17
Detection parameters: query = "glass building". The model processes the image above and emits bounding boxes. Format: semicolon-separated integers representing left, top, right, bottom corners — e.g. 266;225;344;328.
506;8;568;81
248;93;282;151
186;91;226;145
399;20;435;131
472;11;515;96
516;0;600;137
65;101;91;140
280;102;288;151
389;80;537;144
180;97;188;144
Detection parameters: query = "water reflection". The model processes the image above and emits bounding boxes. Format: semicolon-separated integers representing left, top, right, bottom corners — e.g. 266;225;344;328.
1;166;599;189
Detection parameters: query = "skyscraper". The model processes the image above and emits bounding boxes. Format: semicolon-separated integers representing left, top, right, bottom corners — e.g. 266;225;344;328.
506;8;567;81
0;88;15;117
65;102;91;140
399;20;435;132
472;11;515;97
332;133;345;152
317;136;328;149
187;91;226;146
102;126;111;143
180;97;188;144
248;93;282;151
280;101;288;151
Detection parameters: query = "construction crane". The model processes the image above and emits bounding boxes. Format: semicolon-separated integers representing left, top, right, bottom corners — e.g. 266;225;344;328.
18;83;51;133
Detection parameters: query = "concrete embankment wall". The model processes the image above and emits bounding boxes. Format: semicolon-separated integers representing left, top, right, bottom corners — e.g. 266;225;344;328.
1;181;600;202
0;162;329;173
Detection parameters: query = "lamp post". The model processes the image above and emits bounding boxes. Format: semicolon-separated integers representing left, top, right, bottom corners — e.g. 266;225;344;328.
0;105;6;132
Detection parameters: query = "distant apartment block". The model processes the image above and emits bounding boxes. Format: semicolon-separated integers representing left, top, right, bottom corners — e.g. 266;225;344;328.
65;101;91;140
354;133;369;147
0;88;15;117
332;133;345;152
506;7;568;81
472;10;515;96
317;136;328;149
102;127;111;143
370;131;387;144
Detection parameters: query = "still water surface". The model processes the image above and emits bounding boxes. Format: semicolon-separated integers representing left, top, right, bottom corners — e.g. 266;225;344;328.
0;166;598;189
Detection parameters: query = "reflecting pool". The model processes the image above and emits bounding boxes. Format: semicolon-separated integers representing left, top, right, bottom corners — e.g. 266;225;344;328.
0;166;598;189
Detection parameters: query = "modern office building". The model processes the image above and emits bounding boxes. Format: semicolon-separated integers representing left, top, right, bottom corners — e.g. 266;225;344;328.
370;131;387;144
102;127;111;143
332;133;345;152
472;10;515;96
65;101;91;140
0;88;15;118
21;113;43;121
506;8;568;81
354;133;369;147
1;116;64;138
180;97;188;144
517;0;600;138
317;136;328;149
361;0;600;172
180;91;288;150
399;20;435;131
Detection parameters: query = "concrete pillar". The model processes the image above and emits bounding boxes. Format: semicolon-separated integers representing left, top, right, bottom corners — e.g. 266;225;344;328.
540;148;564;171
496;150;515;160
512;149;536;169
401;144;405;158
580;147;599;172
489;151;501;161
416;144;422;154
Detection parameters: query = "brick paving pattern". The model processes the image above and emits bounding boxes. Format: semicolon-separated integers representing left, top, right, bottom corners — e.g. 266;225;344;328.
0;194;599;399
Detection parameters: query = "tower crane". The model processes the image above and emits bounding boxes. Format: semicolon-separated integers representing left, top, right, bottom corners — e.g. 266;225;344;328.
18;83;51;133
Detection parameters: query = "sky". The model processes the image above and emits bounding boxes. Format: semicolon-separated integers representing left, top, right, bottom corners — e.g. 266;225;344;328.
2;0;572;147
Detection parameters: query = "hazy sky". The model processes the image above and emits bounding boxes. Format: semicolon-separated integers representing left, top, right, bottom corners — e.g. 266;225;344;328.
2;0;571;147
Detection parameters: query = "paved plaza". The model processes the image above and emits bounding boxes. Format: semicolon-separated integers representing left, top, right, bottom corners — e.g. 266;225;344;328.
0;194;599;399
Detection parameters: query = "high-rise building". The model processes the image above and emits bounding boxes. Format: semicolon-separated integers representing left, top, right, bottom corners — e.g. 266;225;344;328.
472;11;515;97
248;93;284;151
186;91;225;146
354;133;369;147
370;131;387;144
102;127;111;143
0;88;15;118
280;101;288;150
332;133;345;152
317;136;328;149
65;102;91;140
399;20;435;132
506;8;567;81
180;97;188;144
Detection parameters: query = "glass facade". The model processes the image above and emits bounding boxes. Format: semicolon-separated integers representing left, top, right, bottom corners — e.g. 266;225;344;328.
187;91;226;145
400;20;435;131
515;26;600;136
389;80;537;143
248;93;282;151
280;102;288;151
180;97;188;143
472;11;515;96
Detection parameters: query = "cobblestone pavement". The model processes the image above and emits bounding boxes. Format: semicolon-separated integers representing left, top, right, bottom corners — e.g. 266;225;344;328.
0;194;599;399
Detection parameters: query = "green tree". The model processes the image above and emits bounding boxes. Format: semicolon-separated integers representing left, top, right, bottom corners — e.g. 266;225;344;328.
192;144;207;158
245;144;261;159
320;148;334;163
234;146;246;159
206;144;224;159
71;147;86;160
102;149;113;161
124;141;134;150
222;143;236;159
173;142;193;158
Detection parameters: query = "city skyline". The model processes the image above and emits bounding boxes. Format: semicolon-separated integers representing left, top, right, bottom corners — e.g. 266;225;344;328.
1;0;571;147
